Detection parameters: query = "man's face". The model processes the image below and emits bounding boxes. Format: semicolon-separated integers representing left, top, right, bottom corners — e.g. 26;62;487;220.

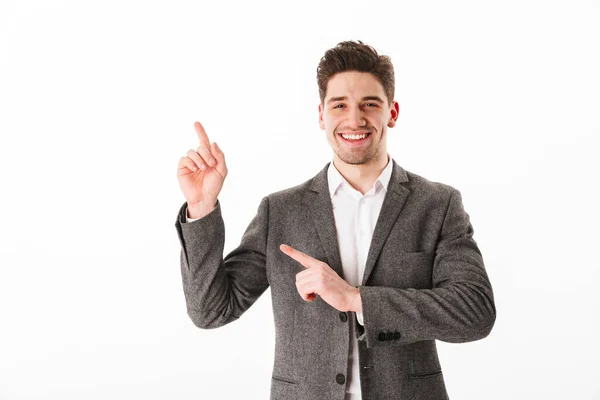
319;71;399;166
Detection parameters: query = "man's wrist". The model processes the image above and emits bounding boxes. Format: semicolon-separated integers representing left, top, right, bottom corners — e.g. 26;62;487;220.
187;199;217;220
348;286;362;313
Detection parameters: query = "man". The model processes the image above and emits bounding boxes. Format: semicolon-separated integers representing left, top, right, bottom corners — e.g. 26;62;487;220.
175;41;496;400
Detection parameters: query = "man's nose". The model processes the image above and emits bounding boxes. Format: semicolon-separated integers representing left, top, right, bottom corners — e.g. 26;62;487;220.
347;107;366;128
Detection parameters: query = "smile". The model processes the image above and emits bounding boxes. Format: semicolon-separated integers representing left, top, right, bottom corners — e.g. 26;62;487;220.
338;131;372;143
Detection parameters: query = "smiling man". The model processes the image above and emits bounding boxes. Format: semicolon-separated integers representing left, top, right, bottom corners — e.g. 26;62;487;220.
175;40;496;400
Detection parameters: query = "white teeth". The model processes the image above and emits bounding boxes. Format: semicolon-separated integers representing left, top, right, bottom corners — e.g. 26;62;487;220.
341;133;368;140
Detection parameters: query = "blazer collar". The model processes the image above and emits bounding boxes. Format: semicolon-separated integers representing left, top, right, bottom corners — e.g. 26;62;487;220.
326;156;394;199
308;158;408;193
304;159;410;284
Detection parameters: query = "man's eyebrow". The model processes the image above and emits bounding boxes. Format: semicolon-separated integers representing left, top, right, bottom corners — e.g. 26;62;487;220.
362;96;385;103
327;96;347;104
326;96;385;104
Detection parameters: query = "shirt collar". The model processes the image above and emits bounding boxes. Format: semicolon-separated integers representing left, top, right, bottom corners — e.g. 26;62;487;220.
327;156;393;199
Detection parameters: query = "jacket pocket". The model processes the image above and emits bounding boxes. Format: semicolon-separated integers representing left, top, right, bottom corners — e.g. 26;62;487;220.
408;369;443;379
271;376;299;400
272;375;298;385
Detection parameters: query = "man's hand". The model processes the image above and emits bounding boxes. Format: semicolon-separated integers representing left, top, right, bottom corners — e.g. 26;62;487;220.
177;122;228;219
280;244;362;312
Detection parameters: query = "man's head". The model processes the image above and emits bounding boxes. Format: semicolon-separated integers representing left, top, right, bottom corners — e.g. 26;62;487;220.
317;41;399;167
317;41;395;106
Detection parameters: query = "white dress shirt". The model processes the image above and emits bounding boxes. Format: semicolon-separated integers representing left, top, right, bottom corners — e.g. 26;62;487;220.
327;156;393;400
186;156;394;399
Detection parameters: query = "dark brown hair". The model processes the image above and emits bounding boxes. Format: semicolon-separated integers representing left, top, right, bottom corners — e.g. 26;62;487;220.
317;40;395;105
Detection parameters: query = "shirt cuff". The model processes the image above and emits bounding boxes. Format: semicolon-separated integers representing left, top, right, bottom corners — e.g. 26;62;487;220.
185;206;200;223
356;311;364;326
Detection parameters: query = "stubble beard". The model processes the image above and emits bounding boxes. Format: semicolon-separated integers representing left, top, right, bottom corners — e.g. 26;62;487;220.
333;130;383;165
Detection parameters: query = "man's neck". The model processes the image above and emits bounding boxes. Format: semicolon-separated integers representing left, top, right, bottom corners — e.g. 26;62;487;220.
333;153;390;195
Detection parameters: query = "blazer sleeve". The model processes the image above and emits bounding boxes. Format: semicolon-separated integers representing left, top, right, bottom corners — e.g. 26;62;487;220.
359;189;496;347
174;197;270;329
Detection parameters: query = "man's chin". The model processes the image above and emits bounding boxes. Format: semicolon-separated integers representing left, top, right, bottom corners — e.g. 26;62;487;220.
336;152;374;166
341;159;369;166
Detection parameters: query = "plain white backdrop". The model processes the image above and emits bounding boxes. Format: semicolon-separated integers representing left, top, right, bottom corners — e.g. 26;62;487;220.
1;0;599;398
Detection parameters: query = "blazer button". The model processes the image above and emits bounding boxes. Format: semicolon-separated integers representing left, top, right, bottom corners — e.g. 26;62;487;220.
339;312;348;322
378;332;386;341
393;332;401;340
336;373;346;385
386;332;393;341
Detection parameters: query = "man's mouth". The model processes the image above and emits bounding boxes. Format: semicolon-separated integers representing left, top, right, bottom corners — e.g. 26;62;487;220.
338;131;372;144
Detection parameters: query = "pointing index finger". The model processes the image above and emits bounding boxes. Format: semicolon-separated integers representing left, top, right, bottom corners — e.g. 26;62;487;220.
194;121;211;148
280;244;316;269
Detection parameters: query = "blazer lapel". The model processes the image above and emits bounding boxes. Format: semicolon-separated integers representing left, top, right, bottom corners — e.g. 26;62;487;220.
302;163;345;278
362;161;410;285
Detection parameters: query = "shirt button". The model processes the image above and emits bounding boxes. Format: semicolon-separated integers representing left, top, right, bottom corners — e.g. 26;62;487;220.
336;373;346;385
339;312;348;322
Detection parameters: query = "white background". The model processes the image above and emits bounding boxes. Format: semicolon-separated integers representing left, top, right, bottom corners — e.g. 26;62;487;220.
1;0;599;399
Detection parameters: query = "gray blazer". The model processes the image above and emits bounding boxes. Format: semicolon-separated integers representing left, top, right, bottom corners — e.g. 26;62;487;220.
174;160;496;400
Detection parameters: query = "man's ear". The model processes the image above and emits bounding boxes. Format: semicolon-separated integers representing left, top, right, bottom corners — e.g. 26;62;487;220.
318;103;325;130
387;101;400;128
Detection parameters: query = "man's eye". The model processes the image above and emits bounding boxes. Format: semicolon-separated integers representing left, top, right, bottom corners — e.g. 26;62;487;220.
333;104;344;109
365;103;378;107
